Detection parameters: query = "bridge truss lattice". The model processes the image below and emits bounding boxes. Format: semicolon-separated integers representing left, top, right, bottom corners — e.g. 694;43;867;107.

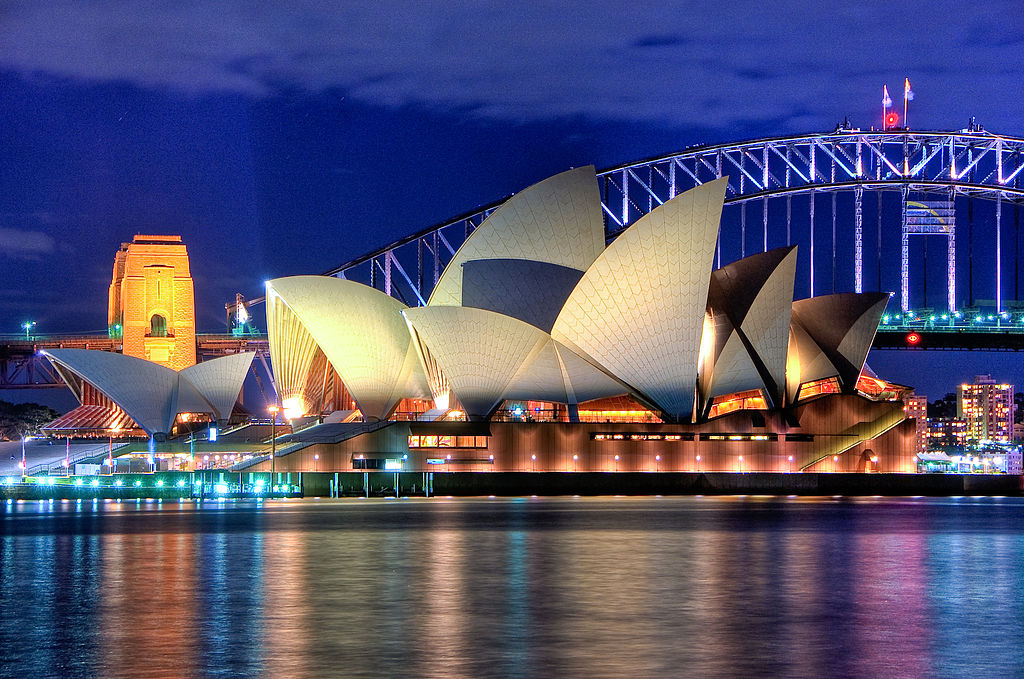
305;129;1024;317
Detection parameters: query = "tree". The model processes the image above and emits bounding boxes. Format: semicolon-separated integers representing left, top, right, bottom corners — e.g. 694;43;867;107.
0;400;60;441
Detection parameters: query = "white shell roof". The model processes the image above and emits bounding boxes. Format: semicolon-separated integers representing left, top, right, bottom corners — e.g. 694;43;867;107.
266;276;430;421
700;247;797;408
551;178;728;421
503;338;628;404
785;321;839;402
428;166;605;307
41;348;215;436
180;352;255;421
786;292;890;400
404;306;551;418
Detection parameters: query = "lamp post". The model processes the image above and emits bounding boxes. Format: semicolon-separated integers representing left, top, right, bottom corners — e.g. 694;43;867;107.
531;454;536;472
268;404;280;490
21;437;27;478
614;454;620;472
655;454;661;472
22;321;35;340
313;453;319;472
572;454;578;472
695;455;701;473
788;455;794;473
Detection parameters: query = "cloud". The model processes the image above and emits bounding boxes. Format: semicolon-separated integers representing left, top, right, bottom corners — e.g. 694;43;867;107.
1;1;1023;131
0;228;57;260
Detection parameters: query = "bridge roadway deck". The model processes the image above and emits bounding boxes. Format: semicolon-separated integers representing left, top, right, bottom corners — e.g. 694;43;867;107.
4;328;1024;389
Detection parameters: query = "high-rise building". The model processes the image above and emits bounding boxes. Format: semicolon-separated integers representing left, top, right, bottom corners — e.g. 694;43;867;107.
108;235;196;369
958;375;1014;442
903;394;928;454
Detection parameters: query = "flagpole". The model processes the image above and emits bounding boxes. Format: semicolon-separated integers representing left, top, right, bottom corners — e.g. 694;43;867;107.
903;78;909;129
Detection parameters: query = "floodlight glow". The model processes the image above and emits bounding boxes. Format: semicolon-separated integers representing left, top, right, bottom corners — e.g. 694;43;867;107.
282;396;305;420
214;483;229;494
90;479;99;487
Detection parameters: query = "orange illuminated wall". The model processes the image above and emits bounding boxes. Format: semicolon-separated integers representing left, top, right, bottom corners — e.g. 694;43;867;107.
108;235;196;369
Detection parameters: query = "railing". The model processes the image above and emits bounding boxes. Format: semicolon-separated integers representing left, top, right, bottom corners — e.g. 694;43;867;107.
230;420;395;471
878;308;1024;332
26;442;131;476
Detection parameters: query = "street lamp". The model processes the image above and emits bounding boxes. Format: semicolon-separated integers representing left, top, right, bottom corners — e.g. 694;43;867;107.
21;437;27;478
655;454;661;472
572;454;578;472
313;453;319;472
531;453;536;472
614;454;620;472
788;455;794;473
695;454;701;472
268;404;280;489
22;321;36;340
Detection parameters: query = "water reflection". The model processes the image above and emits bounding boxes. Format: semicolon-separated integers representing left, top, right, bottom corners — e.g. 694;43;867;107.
2;497;1024;678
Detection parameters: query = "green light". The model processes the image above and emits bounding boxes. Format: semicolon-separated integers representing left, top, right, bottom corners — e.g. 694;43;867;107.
91;479;99;487
134;481;141;487
156;480;164;487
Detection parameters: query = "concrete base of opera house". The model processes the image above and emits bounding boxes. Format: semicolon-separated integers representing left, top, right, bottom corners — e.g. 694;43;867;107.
300;471;1024;498
2;471;1020;500
249;395;920;475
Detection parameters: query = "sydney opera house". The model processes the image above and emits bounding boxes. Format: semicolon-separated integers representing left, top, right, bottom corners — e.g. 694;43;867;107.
43;167;916;473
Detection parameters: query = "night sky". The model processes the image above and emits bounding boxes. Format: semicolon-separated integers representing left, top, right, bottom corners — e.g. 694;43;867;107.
3;2;1024;400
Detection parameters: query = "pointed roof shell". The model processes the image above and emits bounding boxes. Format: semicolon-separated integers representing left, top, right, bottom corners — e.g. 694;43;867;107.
428;166;605;307
180;352;255;421
40;348;213;436
551;178;728;421
266;276;430;420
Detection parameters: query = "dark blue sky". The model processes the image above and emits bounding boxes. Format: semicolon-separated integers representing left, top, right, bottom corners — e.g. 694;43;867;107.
2;1;1024;398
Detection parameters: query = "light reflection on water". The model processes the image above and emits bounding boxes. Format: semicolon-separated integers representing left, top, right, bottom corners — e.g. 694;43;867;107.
3;496;1024;678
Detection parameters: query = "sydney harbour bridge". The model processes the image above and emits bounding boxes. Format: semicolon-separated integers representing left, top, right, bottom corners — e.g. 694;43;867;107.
4;125;1024;389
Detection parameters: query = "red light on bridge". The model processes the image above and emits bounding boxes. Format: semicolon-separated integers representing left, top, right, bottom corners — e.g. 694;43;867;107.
885;111;900;129
905;332;921;346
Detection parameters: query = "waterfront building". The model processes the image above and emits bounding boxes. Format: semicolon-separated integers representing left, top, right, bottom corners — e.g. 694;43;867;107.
256;169;914;473
927;417;968;450
43;169;916;472
903;394;929;454
958;375;1014;443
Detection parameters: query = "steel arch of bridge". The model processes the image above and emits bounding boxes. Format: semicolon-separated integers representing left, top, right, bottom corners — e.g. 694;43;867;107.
274;129;1024;315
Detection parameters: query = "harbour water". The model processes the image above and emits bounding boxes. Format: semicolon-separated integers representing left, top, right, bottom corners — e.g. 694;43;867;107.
2;496;1024;678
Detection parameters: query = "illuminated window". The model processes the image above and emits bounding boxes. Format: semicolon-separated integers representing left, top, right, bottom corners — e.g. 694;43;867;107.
796;377;841;401
699;433;778;442
408;435;487;449
149;314;168;337
708;389;767;418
